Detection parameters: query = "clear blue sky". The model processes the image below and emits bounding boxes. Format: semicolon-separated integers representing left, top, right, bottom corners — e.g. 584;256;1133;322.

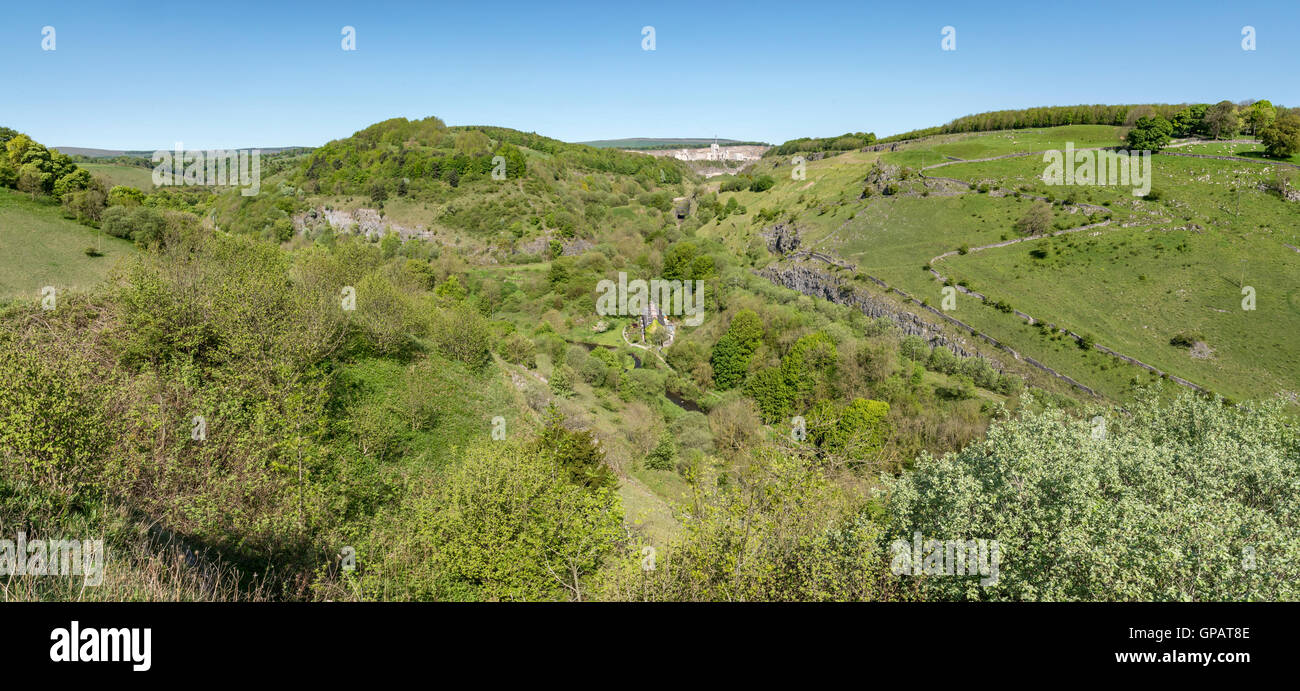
2;0;1297;149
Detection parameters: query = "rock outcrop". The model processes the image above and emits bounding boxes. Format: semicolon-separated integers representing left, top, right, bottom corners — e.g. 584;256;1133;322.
759;262;986;362
762;223;801;254
295;207;431;241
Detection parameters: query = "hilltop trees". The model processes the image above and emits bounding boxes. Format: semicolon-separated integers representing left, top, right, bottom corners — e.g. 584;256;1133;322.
1260;112;1300;158
877;104;1185;143
1204;100;1240;139
768;132;877;157
874;101;1285;146
2;132;89;199
1170;104;1209;137
1244;100;1277;136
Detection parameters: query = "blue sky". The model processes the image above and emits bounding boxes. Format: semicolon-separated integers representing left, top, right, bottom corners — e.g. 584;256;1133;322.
2;0;1297;149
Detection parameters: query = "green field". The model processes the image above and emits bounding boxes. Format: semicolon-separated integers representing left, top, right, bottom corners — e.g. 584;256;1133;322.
0;188;136;298
80;162;156;189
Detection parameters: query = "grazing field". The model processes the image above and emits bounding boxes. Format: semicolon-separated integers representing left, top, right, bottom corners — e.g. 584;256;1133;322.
0;188;136;299
1174;140;1300;165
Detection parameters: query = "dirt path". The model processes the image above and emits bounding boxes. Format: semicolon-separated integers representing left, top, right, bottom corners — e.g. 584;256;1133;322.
927;219;1114;269
621;324;670;368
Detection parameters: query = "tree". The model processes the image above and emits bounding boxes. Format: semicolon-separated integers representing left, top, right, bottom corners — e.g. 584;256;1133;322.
379;232;401;258
885;392;1300;601
16;163;47;197
1122;105;1156;127
1014;200;1053;236
1260;113;1300;158
926;345;959;374
62;186;107;224
453;129;491;156
748;175;776;192
779;331;838;407
492;143;527;179
710;309;764;390
1169;104;1208;138
809;397;891;463
899;335;930;362
1244;100;1276;136
1124;115;1173;151
4;134;37;167
52;168;92;198
434;274;467;301
107;185;146;207
644;430;676;470
535;404;614;489
549;365;575;398
662;241;700;281
745;366;796;423
707;397;761;456
649;325;670;347
1204;100;1240;139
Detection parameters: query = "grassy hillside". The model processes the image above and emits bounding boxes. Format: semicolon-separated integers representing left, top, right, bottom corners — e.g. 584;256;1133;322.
0;188;135;298
79;162;156;189
696;124;1300;402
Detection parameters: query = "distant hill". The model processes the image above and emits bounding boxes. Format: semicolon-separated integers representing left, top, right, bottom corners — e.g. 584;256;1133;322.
578;137;768;150
53;146;130;157
53;145;309;158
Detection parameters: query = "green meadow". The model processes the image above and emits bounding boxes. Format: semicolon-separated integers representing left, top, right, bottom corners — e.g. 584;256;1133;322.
0;188;136;299
80;162;157;189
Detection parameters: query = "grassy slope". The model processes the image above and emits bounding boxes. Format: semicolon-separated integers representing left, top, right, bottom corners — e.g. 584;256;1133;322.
80;162;156;190
0;188;136;299
939;154;1300;399
697;125;1299;402
1176;140;1300;165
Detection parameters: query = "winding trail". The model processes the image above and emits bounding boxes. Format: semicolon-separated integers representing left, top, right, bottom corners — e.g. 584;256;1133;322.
927;219;1113;271
621;323;670;368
